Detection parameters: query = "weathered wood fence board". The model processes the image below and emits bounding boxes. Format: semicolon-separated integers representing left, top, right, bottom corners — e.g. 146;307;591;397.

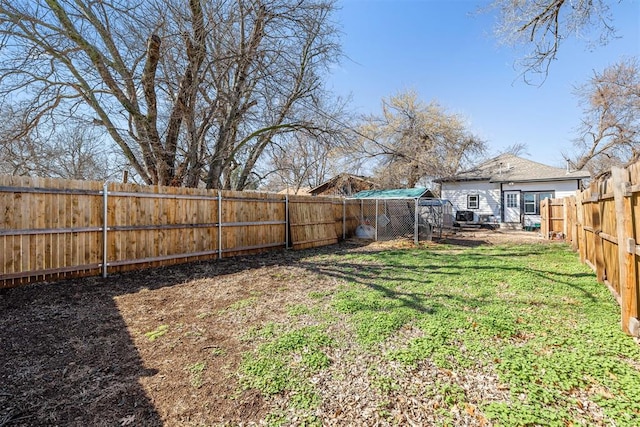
541;161;640;336
220;190;286;258
105;183;226;273
288;196;338;250
0;176;104;283
1;176;369;288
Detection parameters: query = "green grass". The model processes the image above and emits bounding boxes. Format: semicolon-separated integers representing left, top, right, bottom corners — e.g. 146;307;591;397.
223;296;259;312
144;324;169;341
239;324;333;409
237;243;640;426
186;361;206;388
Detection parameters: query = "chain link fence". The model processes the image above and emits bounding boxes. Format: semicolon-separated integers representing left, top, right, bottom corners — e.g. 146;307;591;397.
346;198;453;242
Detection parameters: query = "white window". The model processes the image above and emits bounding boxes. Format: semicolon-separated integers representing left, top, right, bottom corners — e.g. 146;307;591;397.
506;193;518;208
523;193;536;214
523;192;554;214
467;194;479;209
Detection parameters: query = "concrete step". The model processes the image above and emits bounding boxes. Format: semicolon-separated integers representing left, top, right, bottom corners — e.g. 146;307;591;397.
500;222;523;230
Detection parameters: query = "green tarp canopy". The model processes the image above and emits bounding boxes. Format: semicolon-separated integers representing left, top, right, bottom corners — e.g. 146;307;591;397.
350;188;432;199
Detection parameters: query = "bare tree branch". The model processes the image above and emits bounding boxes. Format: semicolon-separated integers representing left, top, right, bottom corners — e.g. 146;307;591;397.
491;0;616;83
353;90;487;188
566;57;640;176
0;0;342;189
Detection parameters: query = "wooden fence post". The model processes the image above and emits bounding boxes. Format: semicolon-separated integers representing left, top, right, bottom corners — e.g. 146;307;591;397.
546;199;552;238
540;199;549;239
343;200;347;236
575;191;586;263
612;166;639;336
592;188;606;284
573;197;579;249
567;197;575;249
285;194;290;249
562;197;568;239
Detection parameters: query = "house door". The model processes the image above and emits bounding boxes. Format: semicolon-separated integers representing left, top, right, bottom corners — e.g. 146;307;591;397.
504;191;521;223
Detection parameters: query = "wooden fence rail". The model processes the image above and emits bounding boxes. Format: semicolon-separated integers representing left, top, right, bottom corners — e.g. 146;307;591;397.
0;176;363;288
541;162;640;336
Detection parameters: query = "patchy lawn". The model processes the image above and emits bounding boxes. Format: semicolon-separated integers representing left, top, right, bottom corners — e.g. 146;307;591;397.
1;233;639;426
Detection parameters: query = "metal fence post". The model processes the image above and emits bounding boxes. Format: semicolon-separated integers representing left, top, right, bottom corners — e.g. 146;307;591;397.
102;181;108;278
375;199;379;241
218;190;223;259
414;198;419;245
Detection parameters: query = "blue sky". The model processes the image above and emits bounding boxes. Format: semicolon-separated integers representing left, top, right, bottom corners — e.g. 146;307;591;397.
327;0;640;168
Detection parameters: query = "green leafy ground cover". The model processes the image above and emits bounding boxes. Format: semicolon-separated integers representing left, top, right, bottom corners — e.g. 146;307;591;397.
238;243;640;426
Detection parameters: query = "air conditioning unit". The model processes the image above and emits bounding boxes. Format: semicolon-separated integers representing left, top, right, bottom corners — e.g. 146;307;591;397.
455;211;474;222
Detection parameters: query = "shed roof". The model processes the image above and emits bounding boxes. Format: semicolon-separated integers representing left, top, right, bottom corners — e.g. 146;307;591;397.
310;173;375;196
350;187;433;199
437;154;591;183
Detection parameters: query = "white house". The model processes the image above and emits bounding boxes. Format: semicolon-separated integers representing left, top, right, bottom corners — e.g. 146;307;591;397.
437;154;590;228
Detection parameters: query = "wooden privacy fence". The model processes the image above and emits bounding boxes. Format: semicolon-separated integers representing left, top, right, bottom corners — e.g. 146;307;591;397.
0;176;363;288
541;162;640;336
540;197;577;241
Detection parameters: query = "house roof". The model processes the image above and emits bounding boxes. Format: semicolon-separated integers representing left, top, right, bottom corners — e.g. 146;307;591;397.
350;187;434;199
438;154;591;183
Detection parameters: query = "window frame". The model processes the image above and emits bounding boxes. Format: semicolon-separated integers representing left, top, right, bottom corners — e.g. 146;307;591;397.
522;191;555;215
523;193;536;214
506;193;518;208
467;194;479;209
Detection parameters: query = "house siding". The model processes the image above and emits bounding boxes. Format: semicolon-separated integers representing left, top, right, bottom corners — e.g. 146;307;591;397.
501;180;579;196
441;179;581;225
504;179;580;226
441;181;501;223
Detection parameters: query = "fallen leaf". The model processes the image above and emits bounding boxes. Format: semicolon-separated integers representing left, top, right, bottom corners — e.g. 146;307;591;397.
465;403;476;416
120;415;135;426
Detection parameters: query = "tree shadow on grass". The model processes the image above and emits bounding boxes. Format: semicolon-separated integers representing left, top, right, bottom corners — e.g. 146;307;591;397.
297;241;601;312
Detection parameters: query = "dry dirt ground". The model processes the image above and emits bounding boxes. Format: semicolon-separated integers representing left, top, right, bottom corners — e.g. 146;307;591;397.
0;229;546;426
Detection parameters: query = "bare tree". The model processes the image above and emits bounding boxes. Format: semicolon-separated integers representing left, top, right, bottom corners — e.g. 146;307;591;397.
261;135;325;193
259;95;354;192
0;105;42;176
0;0;341;188
491;0;615;82
355;90;486;188
566;57;640;177
45;126;116;181
501;142;530;157
0;105;118;180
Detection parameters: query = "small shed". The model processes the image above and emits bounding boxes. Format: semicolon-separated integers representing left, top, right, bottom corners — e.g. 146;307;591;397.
348;188;449;242
310;173;376;197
